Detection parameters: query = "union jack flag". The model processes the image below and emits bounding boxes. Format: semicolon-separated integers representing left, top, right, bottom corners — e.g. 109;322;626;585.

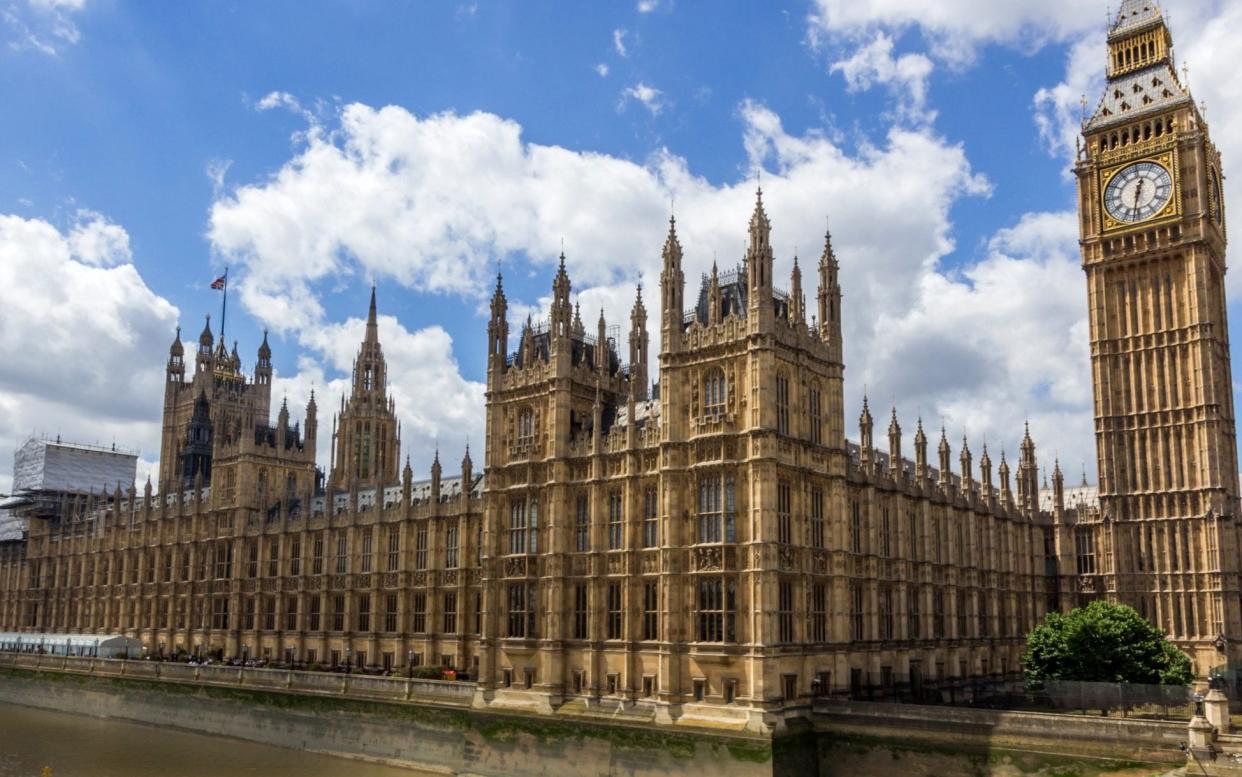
210;275;226;290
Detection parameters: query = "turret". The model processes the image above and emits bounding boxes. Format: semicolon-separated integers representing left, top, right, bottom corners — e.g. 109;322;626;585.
859;396;874;474
745;187;774;329
707;262;722;325
914;418;928;485
430;450;442;503
628;284;649;401
196;315;213;375
790;255;805;327
402;455;413;503
167;326;185;383
1052;459;1065;518
276;397;290;448
887;407;902;479
1017;422;1038;513
980;444;993;500
461;445;474;490
959;436;973;499
255;330;272;387
551;252;572;341
488;273;509;374
999;450;1012;507
817;226;842;357
304;389;318;459
659;215;684;353
596;309;608;377
937;427;951;490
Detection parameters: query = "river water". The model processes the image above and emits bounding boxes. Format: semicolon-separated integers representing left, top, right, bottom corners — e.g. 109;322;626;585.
0;702;432;777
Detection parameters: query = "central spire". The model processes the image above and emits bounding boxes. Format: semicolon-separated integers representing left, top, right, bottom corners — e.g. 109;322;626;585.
365;284;379;343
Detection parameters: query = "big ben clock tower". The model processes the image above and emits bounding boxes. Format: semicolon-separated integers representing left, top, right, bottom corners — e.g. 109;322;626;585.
1078;0;1238;670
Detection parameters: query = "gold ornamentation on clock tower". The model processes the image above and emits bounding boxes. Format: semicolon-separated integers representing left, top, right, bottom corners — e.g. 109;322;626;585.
1077;0;1238;668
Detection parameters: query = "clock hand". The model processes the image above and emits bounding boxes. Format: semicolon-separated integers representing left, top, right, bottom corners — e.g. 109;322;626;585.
1134;179;1145;207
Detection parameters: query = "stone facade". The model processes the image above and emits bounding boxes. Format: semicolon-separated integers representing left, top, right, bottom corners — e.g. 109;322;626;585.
0;0;1235;727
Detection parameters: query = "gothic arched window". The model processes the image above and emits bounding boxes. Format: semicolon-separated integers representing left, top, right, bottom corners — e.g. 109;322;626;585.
703;369;726;416
517;408;535;444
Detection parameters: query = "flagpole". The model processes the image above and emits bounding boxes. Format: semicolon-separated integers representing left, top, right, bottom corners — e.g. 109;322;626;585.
219;266;228;342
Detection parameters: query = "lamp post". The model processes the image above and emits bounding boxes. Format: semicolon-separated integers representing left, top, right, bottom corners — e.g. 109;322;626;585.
346;647;352;675
407;650;413;679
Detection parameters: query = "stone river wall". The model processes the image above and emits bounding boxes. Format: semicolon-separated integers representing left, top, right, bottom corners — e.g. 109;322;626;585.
0;653;1189;776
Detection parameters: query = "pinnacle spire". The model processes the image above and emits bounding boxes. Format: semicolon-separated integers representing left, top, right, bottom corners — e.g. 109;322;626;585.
365;284;379;342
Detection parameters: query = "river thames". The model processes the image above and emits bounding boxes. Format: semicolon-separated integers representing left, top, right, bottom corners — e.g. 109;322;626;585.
0;702;431;777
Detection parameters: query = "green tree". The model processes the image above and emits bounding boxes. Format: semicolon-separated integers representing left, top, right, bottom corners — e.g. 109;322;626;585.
1023;600;1194;687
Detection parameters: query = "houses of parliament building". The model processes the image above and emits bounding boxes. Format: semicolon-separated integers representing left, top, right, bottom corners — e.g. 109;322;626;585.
0;0;1236;726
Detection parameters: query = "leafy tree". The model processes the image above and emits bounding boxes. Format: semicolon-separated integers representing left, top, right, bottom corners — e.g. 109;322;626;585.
1023;600;1194;687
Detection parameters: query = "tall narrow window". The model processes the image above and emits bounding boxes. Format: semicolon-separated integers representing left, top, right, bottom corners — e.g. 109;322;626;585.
808;386;822;445
811;583;827;642
606;582;623;640
443;592;458;634
879;585;893;641
331;594;345;632
810;488;824;548
850;584;864;641
357;593;370;632
642;582;659;640
267;541;279;578
386;528;399;572
907;510;918;561
957;590;969;638
507;582;536;638
247;542;258;578
777;481;792;545
445;525;459;569
308;596;321;631
384;593;397;632
335;533;347;575
285;596;298;631
360;530;373;574
704;369;726;415
575;494;590;552
607;491;624;550
696;577;736;642
932;589;945;637
311;533;323;575
1075;530;1096;575
775;373;790;435
573;584;588;640
907;586;920;640
850;500;864;554
880;507;892;557
412;593;426;633
778;580;794;643
642;487;658;548
696;475;736;543
415;524;428;570
517;408;535;444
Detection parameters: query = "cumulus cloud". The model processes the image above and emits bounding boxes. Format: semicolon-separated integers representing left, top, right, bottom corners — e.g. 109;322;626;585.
637;0;659;12
595;63;609;78
0;212;178;493
198;97;1142;476
830;33;934;123
619;82;666;116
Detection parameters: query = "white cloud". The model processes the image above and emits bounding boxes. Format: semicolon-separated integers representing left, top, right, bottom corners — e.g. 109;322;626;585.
0;212;178;493
4;0;87;55
66;209;131;267
204;99;1149;478
619;82;666;116
807;0;1098;65
595;63;609;78
830;32;934;123
613;27;628;57
637;0;659;12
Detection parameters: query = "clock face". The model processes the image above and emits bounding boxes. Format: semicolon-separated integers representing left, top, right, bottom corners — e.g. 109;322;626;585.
1104;161;1173;223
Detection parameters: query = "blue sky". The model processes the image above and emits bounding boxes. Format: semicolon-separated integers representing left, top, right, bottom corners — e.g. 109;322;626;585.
0;0;1238;490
